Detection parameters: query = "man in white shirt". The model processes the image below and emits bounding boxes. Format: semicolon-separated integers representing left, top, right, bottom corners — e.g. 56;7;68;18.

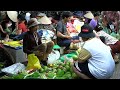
72;24;115;79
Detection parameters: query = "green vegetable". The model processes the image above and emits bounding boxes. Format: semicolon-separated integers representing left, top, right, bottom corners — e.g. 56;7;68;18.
47;72;56;78
65;65;70;71
39;68;44;73
72;55;78;61
56;69;64;77
12;73;25;79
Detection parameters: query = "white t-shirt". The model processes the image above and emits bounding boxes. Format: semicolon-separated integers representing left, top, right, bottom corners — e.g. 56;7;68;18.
96;30;118;45
83;37;115;79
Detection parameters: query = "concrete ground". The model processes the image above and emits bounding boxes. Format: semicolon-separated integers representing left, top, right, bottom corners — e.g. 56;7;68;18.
110;62;120;79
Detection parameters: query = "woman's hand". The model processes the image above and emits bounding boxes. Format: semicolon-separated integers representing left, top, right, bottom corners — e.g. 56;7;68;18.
65;35;72;39
19;40;23;44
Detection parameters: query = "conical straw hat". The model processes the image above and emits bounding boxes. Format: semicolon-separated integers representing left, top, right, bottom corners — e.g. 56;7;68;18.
7;11;18;22
38;16;52;24
84;12;94;19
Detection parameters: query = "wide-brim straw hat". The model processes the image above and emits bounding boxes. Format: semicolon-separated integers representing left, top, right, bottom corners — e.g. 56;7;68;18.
7;11;18;22
84;12;94;19
27;18;40;28
38;16;52;25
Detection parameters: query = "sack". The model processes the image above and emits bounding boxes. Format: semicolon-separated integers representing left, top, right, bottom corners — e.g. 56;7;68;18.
77;48;92;62
26;54;41;70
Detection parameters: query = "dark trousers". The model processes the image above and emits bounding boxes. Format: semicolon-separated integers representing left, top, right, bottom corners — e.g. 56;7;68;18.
57;36;79;50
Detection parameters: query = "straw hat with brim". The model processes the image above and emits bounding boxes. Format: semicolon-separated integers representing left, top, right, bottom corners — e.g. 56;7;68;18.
27;18;40;28
38;16;52;25
84;12;94;19
7;11;18;22
78;24;95;38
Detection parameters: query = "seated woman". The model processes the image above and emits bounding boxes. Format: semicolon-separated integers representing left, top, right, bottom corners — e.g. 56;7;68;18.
23;18;54;66
94;25;120;63
12;14;28;40
72;24;115;79
16;14;28;35
37;15;56;44
66;19;78;34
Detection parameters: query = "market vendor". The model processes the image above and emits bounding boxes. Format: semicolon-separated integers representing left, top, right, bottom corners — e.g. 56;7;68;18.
84;11;94;24
72;24;115;79
89;12;100;30
23;18;54;66
37;15;57;43
56;11;79;53
12;14;28;41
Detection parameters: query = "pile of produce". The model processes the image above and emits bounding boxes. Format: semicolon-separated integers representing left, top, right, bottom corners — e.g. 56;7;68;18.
1;60;79;79
59;48;80;62
3;41;22;48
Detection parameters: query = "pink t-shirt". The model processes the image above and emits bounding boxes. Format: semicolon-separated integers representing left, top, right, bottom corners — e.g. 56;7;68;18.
67;21;77;33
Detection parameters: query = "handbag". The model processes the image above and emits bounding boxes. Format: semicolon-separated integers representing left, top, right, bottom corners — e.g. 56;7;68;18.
76;42;92;62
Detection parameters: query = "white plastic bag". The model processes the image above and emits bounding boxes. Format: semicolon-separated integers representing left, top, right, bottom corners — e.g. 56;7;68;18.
47;50;60;64
1;63;26;75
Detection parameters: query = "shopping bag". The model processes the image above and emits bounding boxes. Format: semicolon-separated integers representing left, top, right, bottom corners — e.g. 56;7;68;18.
77;48;92;62
26;54;41;70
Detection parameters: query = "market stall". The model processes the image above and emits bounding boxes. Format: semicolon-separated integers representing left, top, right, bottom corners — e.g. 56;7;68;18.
3;41;27;63
0;46;80;79
0;54;79;79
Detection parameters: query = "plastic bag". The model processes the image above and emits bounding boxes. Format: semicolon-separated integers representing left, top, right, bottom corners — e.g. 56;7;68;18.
26;54;41;70
59;53;75;62
47;50;60;64
1;63;26;75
